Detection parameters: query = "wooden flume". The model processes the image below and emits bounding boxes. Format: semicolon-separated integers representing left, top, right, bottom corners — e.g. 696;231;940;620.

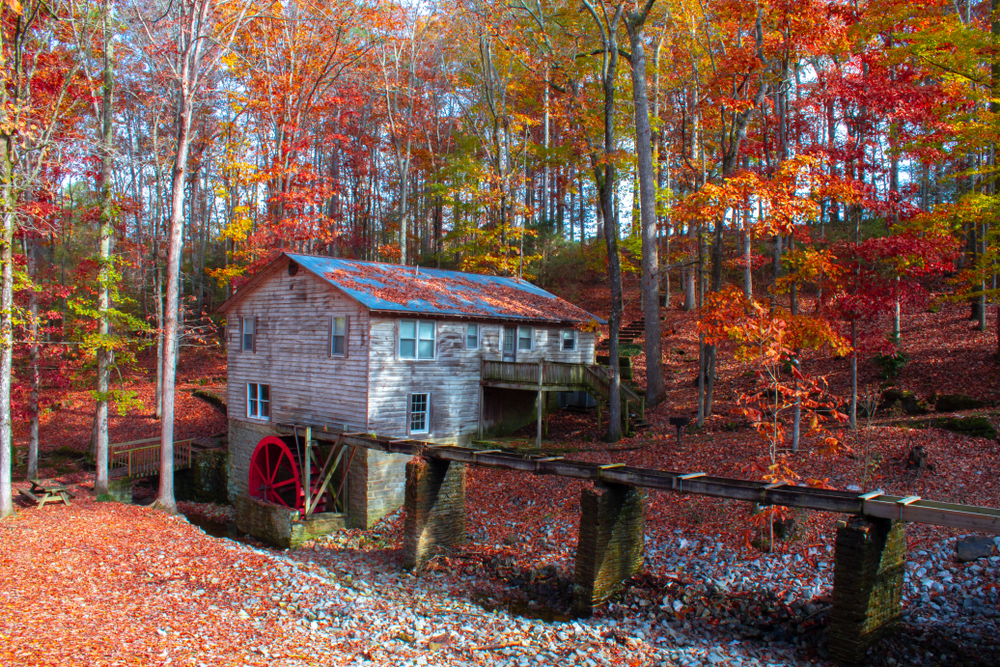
278;424;1000;534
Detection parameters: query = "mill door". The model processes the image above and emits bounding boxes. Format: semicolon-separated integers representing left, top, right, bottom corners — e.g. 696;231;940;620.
502;326;516;362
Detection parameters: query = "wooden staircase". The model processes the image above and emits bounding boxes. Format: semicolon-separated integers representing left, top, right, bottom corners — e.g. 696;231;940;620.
596;319;646;351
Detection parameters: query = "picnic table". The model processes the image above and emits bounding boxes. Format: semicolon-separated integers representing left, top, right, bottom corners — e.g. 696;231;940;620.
19;479;73;508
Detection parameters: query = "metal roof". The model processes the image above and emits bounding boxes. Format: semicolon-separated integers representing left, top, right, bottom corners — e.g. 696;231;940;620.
292;254;604;324
223;253;604;324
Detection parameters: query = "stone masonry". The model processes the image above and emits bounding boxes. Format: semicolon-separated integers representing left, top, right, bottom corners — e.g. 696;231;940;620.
829;517;906;666
573;482;646;615
228;419;275;500
402;457;467;570
348;447;410;529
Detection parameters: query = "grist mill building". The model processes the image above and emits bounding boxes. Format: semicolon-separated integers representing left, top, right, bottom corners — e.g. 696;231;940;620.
217;252;604;534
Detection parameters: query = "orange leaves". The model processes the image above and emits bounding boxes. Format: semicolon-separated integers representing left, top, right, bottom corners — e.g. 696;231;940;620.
675;156;852;239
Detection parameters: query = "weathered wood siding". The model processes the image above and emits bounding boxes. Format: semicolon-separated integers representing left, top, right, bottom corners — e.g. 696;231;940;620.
367;319;596;444
226;259;371;433
367;318;481;444
474;323;596;365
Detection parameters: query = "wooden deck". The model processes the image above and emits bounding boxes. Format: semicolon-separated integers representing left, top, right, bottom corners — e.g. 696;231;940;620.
110;438;193;478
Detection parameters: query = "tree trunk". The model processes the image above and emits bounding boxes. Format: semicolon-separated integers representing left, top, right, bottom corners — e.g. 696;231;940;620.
627;11;665;407
157;88;195;514
583;0;624;442
94;6;114;497
850;320;858;430
0;189;14;518
25;237;39;480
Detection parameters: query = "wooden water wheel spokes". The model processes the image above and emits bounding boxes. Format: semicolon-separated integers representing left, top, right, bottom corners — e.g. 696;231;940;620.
248;436;303;509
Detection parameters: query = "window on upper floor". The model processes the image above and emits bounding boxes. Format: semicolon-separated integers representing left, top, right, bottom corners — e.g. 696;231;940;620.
241;316;256;352
562;329;577;351
409;392;430;434
247;383;270;420
466;323;479;350
331;315;348;357
400;320;435;359
518;325;533;351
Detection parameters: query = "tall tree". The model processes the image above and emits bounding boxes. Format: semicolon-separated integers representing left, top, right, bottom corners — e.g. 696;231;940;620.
624;0;665;407
131;0;251;512
1;0;80;518
582;0;624;441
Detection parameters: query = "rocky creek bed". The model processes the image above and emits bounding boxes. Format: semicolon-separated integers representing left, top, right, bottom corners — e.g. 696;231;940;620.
269;511;1000;667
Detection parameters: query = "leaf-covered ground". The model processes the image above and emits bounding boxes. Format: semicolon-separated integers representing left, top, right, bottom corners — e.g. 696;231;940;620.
4;292;1000;666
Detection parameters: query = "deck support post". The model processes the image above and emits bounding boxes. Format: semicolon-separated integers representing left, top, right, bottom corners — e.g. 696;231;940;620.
536;361;544;448
477;385;484;440
402;457;466;570
572;481;645;615
829;517;906;666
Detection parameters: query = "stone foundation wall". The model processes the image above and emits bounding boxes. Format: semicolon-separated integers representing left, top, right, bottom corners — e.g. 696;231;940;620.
227;419;276;501
402;458;467;570
234;494;295;547
829;517;906;666
573;482;646;615
233;494;347;549
176;449;229;504
348;447;410;529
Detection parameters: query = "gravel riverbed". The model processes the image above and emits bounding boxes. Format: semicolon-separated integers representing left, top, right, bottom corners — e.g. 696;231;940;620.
213;516;1000;667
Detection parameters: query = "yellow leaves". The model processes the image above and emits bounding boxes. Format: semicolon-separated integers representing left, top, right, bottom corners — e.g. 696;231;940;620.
206;265;247;289
219;206;253;244
3;0;23;15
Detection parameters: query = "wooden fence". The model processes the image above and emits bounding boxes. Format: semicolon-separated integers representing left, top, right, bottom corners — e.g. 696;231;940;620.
110;437;193;477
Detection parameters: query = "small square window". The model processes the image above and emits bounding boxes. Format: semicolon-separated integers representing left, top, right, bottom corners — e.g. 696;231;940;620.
466;323;479;349
332;316;347;356
562;330;577;351
518;326;532;351
242;317;255;351
247;383;270;420
409;393;429;434
400;319;435;359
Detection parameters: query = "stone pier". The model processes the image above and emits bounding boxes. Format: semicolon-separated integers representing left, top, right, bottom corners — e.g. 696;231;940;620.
402;457;467;570
573;482;646;615
829;517;906;666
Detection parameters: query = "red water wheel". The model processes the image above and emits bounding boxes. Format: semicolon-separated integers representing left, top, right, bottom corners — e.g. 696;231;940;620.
247;436;331;512
248;436;304;509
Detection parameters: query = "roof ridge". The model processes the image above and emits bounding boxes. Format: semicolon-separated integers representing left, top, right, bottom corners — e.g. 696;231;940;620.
284;251;525;283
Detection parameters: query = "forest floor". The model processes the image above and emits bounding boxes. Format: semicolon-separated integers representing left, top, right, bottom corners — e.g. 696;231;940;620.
3;285;1000;667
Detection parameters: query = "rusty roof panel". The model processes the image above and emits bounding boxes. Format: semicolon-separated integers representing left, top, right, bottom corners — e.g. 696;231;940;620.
288;253;604;324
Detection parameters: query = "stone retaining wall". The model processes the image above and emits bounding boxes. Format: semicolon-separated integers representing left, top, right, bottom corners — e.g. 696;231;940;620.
234;494;348;549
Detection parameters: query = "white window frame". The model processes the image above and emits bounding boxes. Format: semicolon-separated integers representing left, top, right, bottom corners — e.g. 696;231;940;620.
408;392;430;434
517;325;533;351
465;323;479;350
399;319;436;360
331;315;348;357
561;329;578;351
241;316;256;352
247;383;270;420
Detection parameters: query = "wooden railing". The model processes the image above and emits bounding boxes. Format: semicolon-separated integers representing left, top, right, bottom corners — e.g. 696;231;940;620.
110;437;193;478
482;359;589;387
